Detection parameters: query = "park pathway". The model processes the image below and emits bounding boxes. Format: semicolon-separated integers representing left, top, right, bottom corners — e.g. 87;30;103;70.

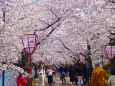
33;76;88;86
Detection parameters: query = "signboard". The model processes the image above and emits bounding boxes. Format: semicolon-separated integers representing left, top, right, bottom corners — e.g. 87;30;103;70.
105;45;115;59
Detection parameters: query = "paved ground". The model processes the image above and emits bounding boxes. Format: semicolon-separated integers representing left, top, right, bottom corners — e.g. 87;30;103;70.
33;76;88;86
32;74;113;86
44;77;77;86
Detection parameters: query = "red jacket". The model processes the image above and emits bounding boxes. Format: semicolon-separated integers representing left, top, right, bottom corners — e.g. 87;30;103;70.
17;75;28;86
22;77;28;86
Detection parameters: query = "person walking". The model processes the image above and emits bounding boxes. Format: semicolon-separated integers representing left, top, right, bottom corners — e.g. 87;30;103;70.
38;65;45;86
22;73;28;86
47;66;53;86
17;72;28;86
58;66;63;81
87;65;93;85
69;65;76;85
76;64;83;86
61;65;66;83
17;72;23;86
82;63;88;85
52;66;57;83
90;63;109;86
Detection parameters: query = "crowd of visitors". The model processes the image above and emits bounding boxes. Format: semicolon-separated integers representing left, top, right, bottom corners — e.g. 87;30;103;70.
15;62;109;86
55;63;94;86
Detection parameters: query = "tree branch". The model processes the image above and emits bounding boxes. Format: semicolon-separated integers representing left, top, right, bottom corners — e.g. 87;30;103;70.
39;17;61;31
36;17;61;46
59;39;71;51
37;19;50;26
58;38;78;56
49;9;58;18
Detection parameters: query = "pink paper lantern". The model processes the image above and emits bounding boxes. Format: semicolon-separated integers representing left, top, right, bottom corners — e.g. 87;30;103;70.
79;54;85;62
46;54;52;62
21;34;38;54
105;45;115;59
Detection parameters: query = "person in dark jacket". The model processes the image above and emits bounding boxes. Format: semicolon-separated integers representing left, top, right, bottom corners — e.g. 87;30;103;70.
82;63;88;85
61;65;66;83
87;65;93;85
58;66;63;80
69;65;76;84
76;64;83;86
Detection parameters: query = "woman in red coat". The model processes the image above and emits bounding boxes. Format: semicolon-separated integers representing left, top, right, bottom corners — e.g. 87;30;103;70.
17;72;28;86
22;76;28;86
17;72;23;86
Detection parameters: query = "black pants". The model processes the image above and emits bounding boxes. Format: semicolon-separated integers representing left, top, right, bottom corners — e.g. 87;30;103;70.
62;74;66;83
48;75;53;84
75;77;78;84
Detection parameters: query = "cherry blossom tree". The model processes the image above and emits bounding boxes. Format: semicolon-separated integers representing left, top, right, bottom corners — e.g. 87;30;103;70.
0;0;115;71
